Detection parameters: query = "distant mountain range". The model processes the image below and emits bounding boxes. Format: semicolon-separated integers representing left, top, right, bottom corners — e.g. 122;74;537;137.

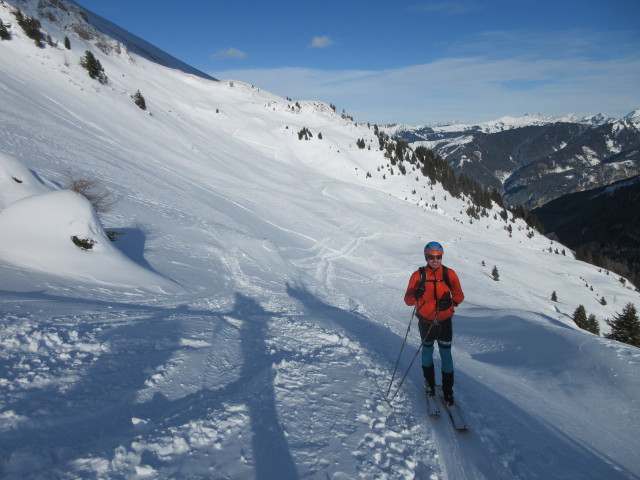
386;111;640;209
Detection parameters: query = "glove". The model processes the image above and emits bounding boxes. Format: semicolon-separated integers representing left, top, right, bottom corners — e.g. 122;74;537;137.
414;287;425;300
437;291;452;310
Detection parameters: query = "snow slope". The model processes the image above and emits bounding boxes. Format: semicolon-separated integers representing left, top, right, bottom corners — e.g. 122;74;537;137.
1;1;639;479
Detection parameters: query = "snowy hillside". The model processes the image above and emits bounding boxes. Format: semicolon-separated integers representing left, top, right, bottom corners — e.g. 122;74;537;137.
1;1;639;479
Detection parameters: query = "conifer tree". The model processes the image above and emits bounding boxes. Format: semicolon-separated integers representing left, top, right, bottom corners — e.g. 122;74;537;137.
551;291;558;302
80;50;107;84
64;35;71;49
572;305;588;330
492;266;499;281
0;22;10;41
297;127;312;140
605;303;640;347
12;9;44;47
586;314;600;335
133;90;146;110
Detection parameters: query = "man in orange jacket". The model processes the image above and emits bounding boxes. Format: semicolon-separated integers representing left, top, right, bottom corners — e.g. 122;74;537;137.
404;241;464;405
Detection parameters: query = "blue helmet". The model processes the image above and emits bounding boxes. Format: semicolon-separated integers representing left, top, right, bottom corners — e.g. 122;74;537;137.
424;241;444;259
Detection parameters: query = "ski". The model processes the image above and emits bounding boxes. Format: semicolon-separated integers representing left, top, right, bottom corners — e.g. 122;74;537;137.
436;386;468;431
426;391;440;417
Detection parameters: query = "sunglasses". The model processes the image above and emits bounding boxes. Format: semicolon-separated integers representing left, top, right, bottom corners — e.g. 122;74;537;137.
427;255;442;260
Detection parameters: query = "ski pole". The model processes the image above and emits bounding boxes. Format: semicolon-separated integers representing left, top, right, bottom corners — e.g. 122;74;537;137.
387;310;439;405
386;305;417;397
387;340;423;404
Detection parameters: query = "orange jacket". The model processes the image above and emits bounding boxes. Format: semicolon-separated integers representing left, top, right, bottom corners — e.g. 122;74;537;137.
404;265;464;322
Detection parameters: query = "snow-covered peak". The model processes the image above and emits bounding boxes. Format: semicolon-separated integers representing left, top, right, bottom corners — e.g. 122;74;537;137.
581;112;615;125
623;108;640;127
439;112;617;133
624;108;640;119
386;111;620;136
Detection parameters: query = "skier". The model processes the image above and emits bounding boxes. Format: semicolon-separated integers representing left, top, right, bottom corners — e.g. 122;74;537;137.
404;241;464;405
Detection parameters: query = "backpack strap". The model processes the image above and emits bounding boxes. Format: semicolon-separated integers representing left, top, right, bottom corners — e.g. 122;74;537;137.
442;265;451;290
419;265;451;290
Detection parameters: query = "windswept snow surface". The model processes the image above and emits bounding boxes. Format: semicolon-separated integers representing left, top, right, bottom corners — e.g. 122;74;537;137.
1;2;639;478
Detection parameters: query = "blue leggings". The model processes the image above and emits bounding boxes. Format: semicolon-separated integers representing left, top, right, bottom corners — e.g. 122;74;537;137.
418;318;453;373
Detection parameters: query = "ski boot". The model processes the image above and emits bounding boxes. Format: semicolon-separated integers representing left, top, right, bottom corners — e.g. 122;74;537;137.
442;371;454;405
423;365;436;397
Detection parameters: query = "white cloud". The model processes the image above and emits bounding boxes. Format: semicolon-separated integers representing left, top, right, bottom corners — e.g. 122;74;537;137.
309;36;334;49
212;54;640;125
407;1;480;14
213;48;247;60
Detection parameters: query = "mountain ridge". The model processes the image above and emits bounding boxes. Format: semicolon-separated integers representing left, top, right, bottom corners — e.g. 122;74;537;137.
3;0;215;80
385;111;623;136
386;111;640;209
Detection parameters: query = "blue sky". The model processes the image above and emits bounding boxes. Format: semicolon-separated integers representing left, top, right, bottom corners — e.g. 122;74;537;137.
75;0;640;125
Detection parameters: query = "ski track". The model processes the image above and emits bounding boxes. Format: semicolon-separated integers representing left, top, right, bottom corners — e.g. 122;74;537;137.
0;238;511;480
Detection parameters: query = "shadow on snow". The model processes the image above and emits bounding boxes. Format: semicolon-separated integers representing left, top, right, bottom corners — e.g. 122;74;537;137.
0;291;298;480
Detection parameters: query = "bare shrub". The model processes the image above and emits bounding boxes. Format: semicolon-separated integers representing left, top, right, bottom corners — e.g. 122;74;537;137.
64;169;117;215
